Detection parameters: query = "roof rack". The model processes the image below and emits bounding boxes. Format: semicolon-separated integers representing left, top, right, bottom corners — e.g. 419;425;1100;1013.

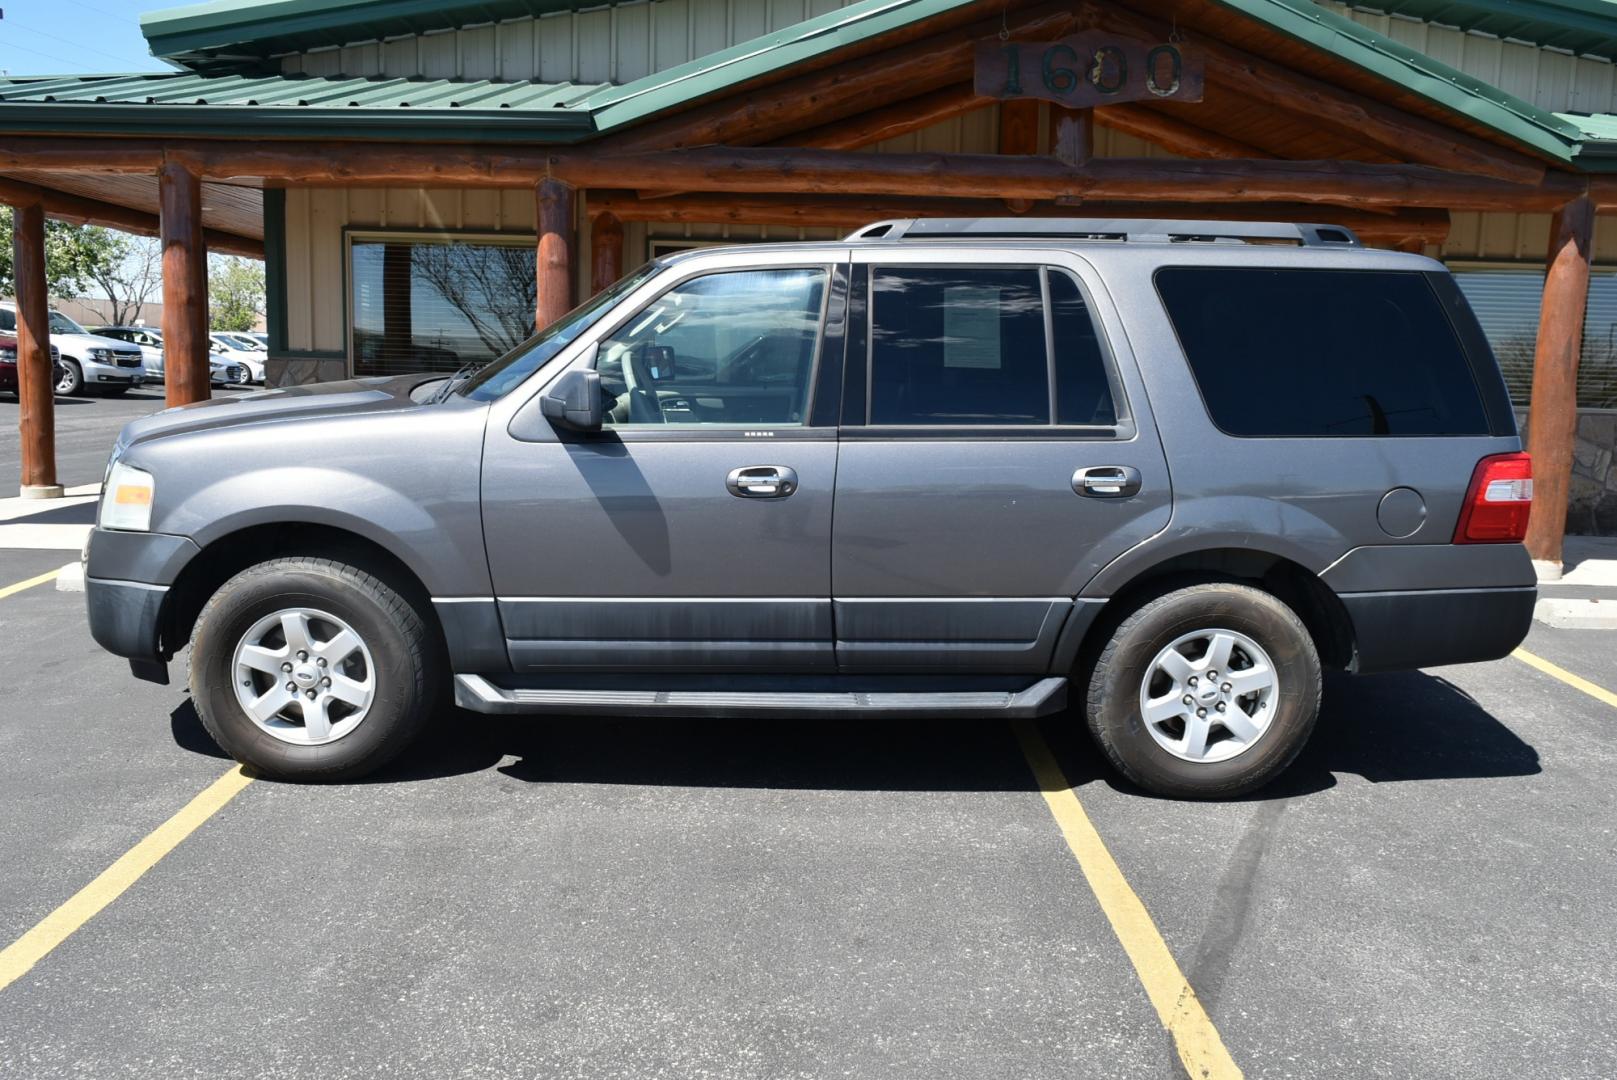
844;218;1362;247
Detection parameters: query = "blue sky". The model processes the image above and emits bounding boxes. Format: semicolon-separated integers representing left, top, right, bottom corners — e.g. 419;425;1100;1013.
0;0;175;77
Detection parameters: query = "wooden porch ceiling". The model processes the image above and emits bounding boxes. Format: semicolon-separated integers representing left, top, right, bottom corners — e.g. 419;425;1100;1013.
2;171;265;241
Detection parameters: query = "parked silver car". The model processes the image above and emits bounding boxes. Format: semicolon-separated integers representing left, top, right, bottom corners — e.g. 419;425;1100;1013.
92;327;250;386
84;219;1536;796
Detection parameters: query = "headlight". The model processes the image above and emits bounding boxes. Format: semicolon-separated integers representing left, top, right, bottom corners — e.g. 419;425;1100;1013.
91;347;116;361
0;345;15;361
101;461;155;532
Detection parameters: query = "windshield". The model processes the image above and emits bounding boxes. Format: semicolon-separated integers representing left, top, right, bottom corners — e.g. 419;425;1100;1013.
458;262;661;402
48;311;86;335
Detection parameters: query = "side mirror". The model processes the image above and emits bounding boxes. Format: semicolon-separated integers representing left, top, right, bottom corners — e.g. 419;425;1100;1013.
540;366;603;432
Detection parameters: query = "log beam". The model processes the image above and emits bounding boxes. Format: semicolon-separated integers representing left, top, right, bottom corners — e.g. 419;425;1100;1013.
589;189;1450;245
1076;0;1547;186
590;210;624;296
8;199;61;498
1525;195;1595;572
782;84;987;150
1096;104;1271;160
0;174;263;258
536;178;575;330
0;138;1575;212
603;2;1081;153
159;161;211;408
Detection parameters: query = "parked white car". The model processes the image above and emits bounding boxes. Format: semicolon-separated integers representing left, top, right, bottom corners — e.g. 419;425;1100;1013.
0;302;145;396
209;332;266;383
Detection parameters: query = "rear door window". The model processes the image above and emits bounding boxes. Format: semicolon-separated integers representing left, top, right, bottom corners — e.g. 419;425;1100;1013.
1154;267;1490;437
866;266;1117;427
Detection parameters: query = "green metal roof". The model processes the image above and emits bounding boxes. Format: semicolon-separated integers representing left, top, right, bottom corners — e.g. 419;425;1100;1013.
0;0;1607;168
1341;0;1617;62
1556;112;1617;166
142;0;623;71
0;72;602;140
1210;0;1591;165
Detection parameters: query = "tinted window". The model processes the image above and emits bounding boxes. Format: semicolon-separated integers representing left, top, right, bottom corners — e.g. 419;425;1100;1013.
1155;267;1489;437
597;267;826;426
870;268;1049;425
1050;271;1117;426
0;310;13;332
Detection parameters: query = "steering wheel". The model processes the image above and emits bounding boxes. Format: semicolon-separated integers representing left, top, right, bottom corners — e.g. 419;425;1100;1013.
620;342;664;425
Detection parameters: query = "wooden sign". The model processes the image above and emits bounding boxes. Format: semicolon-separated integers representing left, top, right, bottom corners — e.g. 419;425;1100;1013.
975;34;1204;107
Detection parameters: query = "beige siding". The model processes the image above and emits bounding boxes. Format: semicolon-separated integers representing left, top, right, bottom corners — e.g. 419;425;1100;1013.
281;0;866;80
1323;2;1617;113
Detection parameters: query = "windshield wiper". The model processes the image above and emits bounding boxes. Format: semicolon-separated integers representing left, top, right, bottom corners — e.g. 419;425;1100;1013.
433;361;485;403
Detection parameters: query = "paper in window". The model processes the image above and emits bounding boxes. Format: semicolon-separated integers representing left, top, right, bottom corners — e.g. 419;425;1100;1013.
943;286;1003;369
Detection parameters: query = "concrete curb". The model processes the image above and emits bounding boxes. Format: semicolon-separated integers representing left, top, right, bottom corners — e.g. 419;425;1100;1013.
1534;596;1617;630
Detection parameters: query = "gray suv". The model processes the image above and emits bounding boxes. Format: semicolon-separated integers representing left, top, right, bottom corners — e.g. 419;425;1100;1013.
84;219;1536;797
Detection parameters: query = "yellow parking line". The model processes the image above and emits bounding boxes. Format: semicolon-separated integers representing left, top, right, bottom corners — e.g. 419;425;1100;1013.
0;765;254;993
1512;648;1617;710
0;568;60;600
1014;722;1242;1080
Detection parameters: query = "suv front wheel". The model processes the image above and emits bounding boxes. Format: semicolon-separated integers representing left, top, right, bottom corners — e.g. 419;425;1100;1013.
189;556;439;782
1085;583;1321;799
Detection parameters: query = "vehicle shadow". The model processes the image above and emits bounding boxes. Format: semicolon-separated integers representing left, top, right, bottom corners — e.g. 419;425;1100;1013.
172;668;1540;796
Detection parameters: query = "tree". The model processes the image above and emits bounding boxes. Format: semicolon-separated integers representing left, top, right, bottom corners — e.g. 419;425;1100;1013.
0;207;125;300
86;235;162;326
208;255;265;332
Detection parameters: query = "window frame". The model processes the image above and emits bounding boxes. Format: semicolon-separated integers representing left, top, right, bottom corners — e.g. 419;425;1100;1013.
589;262;837;434
1152;264;1502;440
345;227;543;380
851;260;1129;440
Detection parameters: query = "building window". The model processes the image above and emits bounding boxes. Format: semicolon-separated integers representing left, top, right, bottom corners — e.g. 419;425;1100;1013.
1450;267;1617;409
350;234;536;378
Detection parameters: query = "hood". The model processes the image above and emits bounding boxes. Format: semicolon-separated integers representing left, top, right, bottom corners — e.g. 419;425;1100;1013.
117;373;447;450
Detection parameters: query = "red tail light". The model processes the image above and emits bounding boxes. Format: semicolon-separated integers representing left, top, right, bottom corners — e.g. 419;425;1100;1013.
1453;452;1533;544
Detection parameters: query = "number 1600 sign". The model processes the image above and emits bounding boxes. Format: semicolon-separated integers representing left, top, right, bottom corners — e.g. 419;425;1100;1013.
974;35;1205;108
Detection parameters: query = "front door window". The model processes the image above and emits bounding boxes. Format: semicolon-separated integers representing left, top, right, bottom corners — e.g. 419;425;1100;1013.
595;267;828;427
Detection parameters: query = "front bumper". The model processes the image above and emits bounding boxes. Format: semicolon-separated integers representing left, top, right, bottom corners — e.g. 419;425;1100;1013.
83;528;200;665
86;576;169;662
1341;586;1536;673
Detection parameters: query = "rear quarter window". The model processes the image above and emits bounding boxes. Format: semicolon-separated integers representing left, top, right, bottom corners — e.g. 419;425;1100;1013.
1153;267;1490;437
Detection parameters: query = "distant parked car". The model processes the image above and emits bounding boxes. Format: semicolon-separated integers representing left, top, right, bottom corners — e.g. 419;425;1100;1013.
0;330;62;395
0;302;144;396
209;332;266;383
94;326;166;380
245;332;269;349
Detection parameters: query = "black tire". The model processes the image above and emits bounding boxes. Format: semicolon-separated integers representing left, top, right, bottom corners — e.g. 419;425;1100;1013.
189;557;440;782
1084;582;1322;799
54;359;82;396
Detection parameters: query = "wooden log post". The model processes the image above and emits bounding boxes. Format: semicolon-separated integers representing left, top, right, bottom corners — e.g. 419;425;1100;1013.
536;178;575;331
999;100;1040;213
158;161;211;407
590;211;624;296
1525;195;1595;574
9;200;62;499
1050;107;1093;167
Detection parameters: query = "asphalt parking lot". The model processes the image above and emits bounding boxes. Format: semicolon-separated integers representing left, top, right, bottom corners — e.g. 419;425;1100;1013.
2;391;1615;1078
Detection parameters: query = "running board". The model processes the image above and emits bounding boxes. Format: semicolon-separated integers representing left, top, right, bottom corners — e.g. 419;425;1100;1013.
454;674;1067;719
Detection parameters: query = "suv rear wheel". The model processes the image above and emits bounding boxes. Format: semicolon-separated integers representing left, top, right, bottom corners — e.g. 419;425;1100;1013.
189;556;439;782
1084;583;1321;799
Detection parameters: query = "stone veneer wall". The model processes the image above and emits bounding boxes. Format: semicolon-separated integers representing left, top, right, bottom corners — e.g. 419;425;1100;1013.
1517;408;1617;537
266;355;347;387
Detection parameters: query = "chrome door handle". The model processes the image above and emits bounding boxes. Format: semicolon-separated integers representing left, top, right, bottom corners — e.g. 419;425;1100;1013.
1073;465;1142;498
727;465;798;499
